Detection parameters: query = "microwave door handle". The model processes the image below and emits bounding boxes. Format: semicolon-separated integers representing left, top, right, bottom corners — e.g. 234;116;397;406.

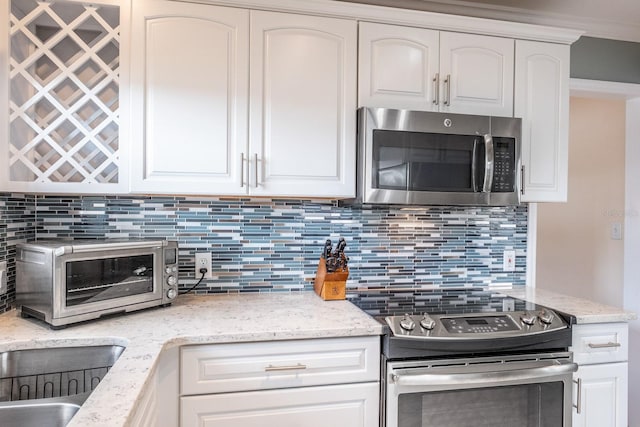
471;139;478;191
482;134;494;193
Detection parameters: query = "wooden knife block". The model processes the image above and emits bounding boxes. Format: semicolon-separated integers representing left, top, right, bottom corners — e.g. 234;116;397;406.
313;257;348;301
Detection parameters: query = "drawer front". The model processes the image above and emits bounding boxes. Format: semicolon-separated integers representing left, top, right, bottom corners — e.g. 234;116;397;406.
180;336;380;395
571;323;628;365
180;382;379;427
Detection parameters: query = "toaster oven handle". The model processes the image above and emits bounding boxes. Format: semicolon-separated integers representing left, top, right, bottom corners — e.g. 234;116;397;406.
482;133;494;193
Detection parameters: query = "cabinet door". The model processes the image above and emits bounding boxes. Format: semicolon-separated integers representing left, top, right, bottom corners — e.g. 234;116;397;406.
573;363;628;427
1;0;128;193
358;22;439;111
439;32;514;117
180;382;379;427
130;1;249;194
515;40;569;202
249;11;357;198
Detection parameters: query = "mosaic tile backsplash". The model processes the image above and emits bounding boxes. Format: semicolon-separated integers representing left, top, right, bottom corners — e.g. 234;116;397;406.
0;193;527;314
0;194;36;313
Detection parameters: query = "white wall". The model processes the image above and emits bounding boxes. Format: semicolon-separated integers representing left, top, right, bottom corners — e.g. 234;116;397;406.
624;97;640;427
536;97;626;307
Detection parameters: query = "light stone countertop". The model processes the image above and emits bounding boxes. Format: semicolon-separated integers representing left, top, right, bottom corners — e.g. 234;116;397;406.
500;287;638;323
0;292;383;427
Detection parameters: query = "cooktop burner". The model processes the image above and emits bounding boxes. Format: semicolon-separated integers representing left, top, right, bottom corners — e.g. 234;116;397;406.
347;287;539;317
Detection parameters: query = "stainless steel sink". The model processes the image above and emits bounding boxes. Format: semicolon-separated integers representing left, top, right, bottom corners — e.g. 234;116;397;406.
0;345;124;426
0;401;81;427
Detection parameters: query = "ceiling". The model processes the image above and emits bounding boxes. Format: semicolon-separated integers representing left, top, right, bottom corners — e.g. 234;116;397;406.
340;0;640;42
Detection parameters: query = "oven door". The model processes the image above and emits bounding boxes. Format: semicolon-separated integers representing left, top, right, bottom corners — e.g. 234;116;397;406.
385;352;577;427
53;245;164;318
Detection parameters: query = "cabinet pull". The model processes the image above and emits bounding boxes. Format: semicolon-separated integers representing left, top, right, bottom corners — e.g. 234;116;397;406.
587;342;621;349
240;153;246;188
265;363;307;372
433;73;439;105
520;165;525;195
573;378;582;414
444;74;451;106
254;153;259;188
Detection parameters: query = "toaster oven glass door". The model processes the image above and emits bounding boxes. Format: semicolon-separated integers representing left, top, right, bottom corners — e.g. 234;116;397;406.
65;254;155;307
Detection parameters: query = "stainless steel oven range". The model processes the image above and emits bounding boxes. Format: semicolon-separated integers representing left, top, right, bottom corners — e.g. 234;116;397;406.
350;289;576;427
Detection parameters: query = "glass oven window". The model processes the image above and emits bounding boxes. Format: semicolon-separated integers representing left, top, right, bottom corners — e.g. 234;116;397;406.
65;255;154;306
372;130;485;192
398;382;564;427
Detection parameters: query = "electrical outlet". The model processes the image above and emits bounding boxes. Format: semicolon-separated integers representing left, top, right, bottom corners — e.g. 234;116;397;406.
611;222;623;240
503;250;516;272
0;261;7;296
194;253;212;279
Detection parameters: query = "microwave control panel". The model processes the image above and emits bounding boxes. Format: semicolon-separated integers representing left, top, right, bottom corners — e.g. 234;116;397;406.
492;139;516;192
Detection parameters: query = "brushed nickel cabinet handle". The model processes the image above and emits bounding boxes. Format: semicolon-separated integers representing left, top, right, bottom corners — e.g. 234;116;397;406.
254;153;259;188
433;73;440;105
573;378;582;414
588;342;621;349
265;363;307;372
520;165;525;195
240;153;246;188
444;74;451;106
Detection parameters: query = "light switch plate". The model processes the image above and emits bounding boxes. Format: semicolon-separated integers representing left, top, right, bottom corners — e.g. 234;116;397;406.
0;261;7;296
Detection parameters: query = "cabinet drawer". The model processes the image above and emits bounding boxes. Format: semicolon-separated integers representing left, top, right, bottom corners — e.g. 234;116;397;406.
180;382;379;427
180;336;380;395
571;323;628;365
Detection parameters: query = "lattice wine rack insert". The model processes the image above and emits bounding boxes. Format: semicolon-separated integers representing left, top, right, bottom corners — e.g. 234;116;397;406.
9;0;120;185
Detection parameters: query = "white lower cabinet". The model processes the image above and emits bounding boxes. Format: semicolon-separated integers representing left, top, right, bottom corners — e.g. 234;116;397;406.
179;336;380;427
181;382;379;426
571;323;629;427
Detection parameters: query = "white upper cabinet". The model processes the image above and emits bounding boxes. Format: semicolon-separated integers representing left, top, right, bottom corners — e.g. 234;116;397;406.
439;32;514;117
130;3;356;197
130;1;249;195
358;23;514;117
358;22;439;111
515;40;570;202
1;0;129;193
249;11;357;198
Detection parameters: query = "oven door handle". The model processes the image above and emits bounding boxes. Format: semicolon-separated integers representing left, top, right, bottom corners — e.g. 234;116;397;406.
391;360;578;386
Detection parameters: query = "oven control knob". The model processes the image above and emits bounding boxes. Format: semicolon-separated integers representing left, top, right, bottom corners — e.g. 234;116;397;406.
167;275;177;286
539;309;555;325
520;312;537;326
420;314;436;330
166;288;177;300
399;314;416;331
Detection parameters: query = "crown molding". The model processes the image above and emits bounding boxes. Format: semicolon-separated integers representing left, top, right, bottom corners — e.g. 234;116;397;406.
188;0;583;44
362;0;640;43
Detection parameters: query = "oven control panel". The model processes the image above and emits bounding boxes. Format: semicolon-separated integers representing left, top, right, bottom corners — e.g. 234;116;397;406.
385;309;568;339
441;315;519;333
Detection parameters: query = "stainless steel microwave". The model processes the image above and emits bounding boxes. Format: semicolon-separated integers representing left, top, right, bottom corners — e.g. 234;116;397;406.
16;239;179;328
353;107;522;206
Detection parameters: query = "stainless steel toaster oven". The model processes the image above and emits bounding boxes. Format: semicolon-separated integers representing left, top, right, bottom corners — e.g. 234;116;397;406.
16;239;179;328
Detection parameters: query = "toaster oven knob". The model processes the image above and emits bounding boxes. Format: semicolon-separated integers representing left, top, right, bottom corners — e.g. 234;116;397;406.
167;275;177;286
165;267;173;274
166;288;177;300
399;314;416;331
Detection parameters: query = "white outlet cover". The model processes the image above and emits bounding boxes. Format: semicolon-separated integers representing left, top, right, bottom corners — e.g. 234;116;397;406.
194;253;212;279
503;250;516;272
